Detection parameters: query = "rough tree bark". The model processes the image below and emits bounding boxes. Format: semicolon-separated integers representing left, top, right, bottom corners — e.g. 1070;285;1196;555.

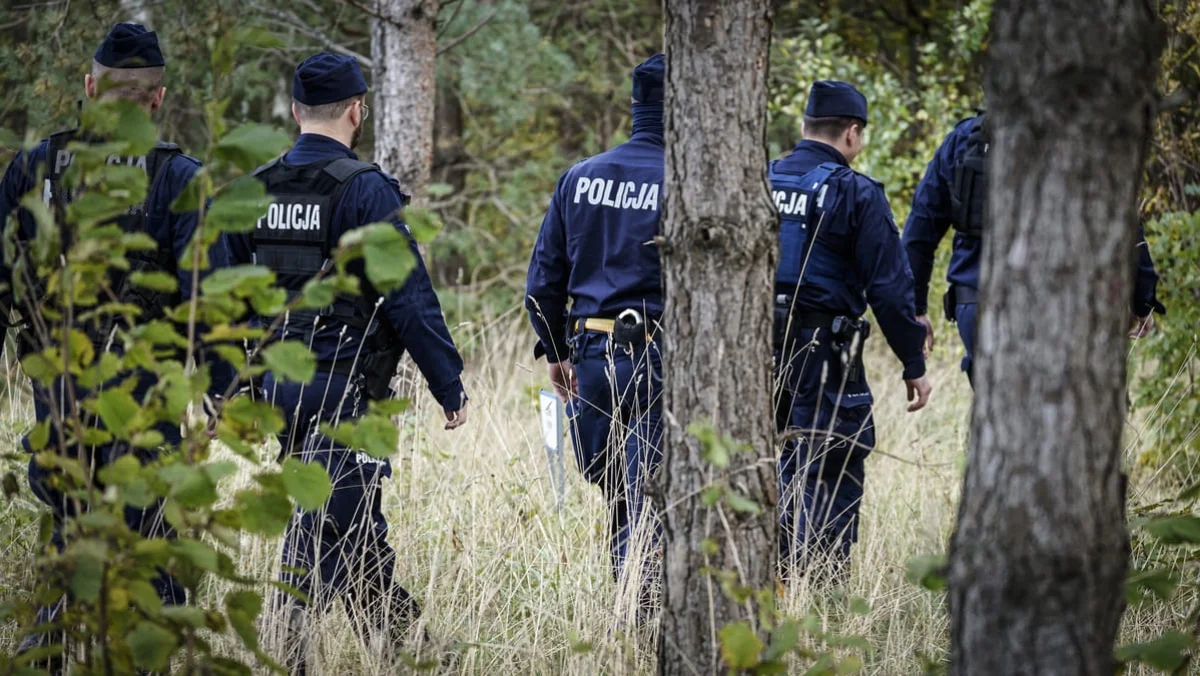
371;0;441;200
948;1;1164;673
658;1;778;673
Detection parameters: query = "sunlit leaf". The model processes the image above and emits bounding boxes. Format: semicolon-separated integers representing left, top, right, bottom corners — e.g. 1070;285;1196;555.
281;458;332;511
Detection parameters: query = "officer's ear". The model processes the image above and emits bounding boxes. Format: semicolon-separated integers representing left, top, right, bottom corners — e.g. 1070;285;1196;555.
149;87;166;113
291;103;302;126
84;74;97;100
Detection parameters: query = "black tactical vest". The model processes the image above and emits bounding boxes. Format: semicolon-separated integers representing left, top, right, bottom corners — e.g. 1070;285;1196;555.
30;130;183;352
950;114;988;239
250;156;380;339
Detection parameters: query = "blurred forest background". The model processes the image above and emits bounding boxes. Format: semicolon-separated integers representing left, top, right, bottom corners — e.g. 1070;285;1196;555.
0;0;1198;673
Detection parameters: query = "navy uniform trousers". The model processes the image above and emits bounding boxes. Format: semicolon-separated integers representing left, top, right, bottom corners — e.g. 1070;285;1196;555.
775;328;876;579
266;371;419;660
954;299;978;387
567;329;663;590
21;378;185;661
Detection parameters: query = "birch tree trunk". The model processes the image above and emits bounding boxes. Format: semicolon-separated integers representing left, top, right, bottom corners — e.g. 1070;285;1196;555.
947;0;1164;672
371;0;440;200
658;1;778;673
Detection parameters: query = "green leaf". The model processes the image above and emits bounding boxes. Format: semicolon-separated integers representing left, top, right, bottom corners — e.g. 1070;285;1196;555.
173;539;220;572
1126;567;1179;605
691;421;729;469
281;458;333;511
236;26;286;50
726;490;762;515
354;414;399;459
129;271;178;293
21;351;60;386
763;620;800;662
207;178;273;233
369;398;411;416
80;98;155;155
129;621;179;671
262;341;317;384
849;596;871;615
214;124;290;174
226;590;264;651
201;264;275;297
160;465;218;509
27;420;50;452
93;389;141;440
719;621;764;669
2;472;19;500
161;605;208;628
1145;515;1200;544
68;543;106;602
403;207;444;244
1116;632;1194;670
338;223;416;294
129;580;163;614
300;278;337;309
905;554;948;593
236;489;293;536
701;484;723;507
425;182;454;199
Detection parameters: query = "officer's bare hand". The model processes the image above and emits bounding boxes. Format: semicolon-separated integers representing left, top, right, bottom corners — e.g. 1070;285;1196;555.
1129;314;1156;339
547;361;577;402
905;376;932;412
444;402;469;431
915;314;935;357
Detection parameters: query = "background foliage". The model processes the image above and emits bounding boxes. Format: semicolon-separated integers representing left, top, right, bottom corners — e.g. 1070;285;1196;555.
0;0;1196;672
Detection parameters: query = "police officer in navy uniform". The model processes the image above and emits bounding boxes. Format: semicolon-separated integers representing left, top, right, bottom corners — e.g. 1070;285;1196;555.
771;81;932;581
526;54;665;612
0;23;230;665
902;113;1166;387
222;53;468;670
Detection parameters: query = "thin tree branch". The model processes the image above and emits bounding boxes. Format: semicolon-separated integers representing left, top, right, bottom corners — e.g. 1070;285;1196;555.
436;8;498;56
248;0;374;67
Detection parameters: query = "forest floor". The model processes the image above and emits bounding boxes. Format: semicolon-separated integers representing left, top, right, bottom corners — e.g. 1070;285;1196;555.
0;319;1187;674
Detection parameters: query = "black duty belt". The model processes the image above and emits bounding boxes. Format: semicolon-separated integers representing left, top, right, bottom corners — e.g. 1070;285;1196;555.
955;286;979;304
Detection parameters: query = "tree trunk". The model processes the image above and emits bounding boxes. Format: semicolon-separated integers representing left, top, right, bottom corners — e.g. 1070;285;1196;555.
948;1;1164;673
658;1;778;673
371;0;440;200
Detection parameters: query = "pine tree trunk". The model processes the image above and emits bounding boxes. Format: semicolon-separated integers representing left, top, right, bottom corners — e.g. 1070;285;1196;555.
371;0;440;200
948;1;1164;673
658;1;778;673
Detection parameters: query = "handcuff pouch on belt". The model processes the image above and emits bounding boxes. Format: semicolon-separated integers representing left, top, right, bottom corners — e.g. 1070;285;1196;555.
612;309;649;352
831;315;870;384
943;285;957;323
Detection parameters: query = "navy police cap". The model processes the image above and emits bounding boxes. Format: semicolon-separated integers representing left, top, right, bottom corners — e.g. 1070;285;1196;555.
94;22;164;69
805;80;868;126
632;53;665;103
293;52;368;106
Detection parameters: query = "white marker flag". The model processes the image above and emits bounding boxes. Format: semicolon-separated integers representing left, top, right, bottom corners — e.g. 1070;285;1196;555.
539;389;566;512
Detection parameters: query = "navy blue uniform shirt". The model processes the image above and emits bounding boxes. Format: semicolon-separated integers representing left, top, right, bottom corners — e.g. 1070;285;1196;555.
223;133;466;412
902;116;1166;317
526;104;664;363
772;140;926;380
0;136;235;395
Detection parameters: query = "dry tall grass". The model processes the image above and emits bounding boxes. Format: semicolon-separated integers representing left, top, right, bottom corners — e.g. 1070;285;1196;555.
0;318;1189;674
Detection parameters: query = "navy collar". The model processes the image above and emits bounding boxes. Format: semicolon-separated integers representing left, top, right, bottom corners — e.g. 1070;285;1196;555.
286;133;357;163
792;139;849;167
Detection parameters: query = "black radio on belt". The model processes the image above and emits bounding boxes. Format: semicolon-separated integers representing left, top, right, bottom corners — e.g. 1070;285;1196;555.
612;308;648;350
831;316;870;383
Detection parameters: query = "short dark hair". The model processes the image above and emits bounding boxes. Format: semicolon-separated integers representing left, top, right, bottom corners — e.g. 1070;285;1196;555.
91;61;165;104
802;115;863;140
293;94;362;122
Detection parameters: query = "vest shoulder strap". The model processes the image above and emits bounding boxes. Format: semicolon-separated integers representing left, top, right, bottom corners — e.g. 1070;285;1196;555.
322;157;379;184
252;157;283;178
